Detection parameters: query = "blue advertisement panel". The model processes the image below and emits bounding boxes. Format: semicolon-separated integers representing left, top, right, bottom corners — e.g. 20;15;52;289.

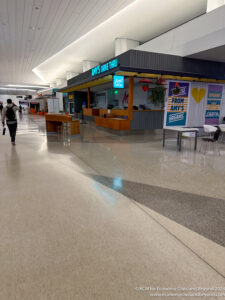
113;75;124;89
166;81;189;126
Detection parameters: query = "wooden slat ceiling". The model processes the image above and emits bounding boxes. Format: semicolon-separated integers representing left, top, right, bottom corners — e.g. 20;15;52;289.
0;0;135;85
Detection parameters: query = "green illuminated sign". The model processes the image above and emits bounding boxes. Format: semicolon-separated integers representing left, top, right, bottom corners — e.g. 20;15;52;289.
92;59;118;77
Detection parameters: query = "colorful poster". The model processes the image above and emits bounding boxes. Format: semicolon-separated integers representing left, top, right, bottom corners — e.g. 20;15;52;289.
187;82;207;127
205;85;223;125
166;81;189;126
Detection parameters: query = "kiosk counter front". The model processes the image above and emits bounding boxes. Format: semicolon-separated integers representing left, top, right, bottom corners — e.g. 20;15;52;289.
45;114;80;135
83;108;164;131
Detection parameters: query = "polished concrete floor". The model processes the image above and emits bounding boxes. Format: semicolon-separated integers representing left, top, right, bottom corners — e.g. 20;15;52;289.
0;114;225;300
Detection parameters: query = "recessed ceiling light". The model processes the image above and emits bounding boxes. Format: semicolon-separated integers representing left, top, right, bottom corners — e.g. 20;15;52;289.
7;84;49;89
0;87;36;92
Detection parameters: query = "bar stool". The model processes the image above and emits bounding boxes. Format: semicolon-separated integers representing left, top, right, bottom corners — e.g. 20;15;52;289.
57;125;63;136
62;122;71;138
57;123;70;140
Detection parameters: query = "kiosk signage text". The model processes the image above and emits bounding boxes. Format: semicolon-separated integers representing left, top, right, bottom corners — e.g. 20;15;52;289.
92;59;118;77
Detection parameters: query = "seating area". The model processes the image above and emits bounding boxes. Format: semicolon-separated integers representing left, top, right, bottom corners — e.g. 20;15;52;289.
163;123;225;155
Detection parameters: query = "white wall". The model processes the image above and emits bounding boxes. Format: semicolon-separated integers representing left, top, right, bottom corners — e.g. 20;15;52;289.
137;4;225;57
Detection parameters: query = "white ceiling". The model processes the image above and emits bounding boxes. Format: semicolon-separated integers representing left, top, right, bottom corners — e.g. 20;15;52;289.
33;0;207;85
0;0;207;87
0;0;136;85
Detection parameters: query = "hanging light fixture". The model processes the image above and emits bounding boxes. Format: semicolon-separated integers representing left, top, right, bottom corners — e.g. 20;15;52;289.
156;78;167;85
139;78;152;92
139;79;152;84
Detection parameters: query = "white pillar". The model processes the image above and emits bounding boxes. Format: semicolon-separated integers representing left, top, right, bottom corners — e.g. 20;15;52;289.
83;60;100;72
115;38;140;56
66;72;79;80
50;83;56;88
56;78;67;88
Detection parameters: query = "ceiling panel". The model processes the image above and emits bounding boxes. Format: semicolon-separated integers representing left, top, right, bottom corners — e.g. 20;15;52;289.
0;0;136;85
34;0;207;84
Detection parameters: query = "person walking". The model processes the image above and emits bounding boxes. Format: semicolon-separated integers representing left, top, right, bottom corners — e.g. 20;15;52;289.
2;99;18;145
0;103;3;118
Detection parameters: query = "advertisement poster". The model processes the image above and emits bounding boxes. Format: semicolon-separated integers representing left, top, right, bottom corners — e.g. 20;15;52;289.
205;84;223;125
166;81;189;126
186;82;207;127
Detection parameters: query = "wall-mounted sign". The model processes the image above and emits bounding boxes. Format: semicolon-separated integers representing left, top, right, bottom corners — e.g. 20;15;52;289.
92;59;118;77
205;84;223;125
113;75;124;89
165;81;189;126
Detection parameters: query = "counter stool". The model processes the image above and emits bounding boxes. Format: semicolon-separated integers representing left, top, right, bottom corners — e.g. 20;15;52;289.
57;123;71;140
57;125;63;136
63;122;70;137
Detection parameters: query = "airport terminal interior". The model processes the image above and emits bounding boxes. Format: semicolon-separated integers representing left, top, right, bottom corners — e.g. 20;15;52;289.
0;0;225;299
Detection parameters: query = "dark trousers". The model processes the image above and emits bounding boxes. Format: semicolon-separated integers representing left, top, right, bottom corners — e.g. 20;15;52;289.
7;121;17;142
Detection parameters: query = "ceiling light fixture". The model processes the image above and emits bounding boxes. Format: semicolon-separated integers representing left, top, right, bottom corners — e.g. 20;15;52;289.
32;68;49;84
0;87;36;92
7;84;49;89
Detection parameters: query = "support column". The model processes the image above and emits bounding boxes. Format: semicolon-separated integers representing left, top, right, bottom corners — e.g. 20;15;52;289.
87;88;91;108
66;72;79;80
128;76;134;120
83;60;99;72
50;83;56;88
115;38;140;56
56;78;67;88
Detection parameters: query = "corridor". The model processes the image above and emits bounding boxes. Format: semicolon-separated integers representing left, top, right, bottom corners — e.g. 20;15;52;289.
0;115;225;300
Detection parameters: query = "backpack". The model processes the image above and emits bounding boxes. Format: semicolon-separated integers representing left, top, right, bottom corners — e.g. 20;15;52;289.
6;106;16;121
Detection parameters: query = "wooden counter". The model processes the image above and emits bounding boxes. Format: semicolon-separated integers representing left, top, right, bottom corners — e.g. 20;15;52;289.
99;109;129;117
83;108;100;116
94;117;130;130
45;114;80;135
